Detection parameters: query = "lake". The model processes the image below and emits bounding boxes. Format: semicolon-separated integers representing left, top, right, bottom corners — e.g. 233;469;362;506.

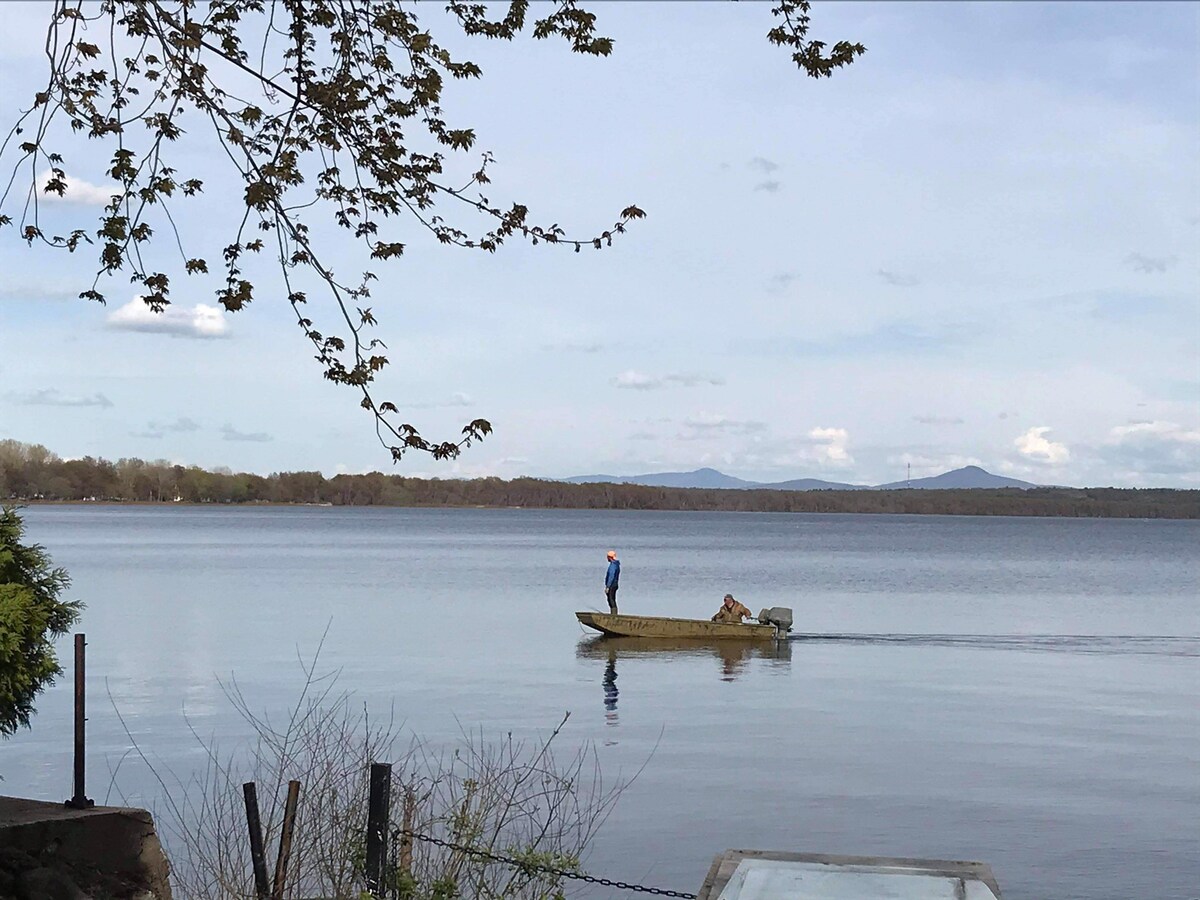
6;506;1199;899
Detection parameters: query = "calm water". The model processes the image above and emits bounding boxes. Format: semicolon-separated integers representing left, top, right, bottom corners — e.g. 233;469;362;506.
6;506;1199;899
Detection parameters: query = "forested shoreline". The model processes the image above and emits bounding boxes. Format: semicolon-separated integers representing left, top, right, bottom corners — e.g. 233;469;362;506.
2;440;1197;518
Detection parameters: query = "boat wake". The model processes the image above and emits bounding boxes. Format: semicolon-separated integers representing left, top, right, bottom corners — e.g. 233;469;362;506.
790;632;1200;658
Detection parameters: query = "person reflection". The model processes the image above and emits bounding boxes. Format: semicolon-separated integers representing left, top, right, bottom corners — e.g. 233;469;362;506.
602;650;619;723
718;643;752;682
718;639;792;679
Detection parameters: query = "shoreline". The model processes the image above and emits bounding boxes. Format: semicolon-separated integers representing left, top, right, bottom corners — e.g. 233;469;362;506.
11;495;1200;519
3;440;1196;519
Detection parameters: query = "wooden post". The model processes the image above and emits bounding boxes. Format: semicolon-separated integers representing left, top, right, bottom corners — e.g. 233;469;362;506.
65;634;93;810
365;762;392;897
271;780;301;900
399;786;415;876
243;782;270;899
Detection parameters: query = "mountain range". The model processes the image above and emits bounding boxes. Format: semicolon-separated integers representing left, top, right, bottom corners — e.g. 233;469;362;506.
563;465;1040;491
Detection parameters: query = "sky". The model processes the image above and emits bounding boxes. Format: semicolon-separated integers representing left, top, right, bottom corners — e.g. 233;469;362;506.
0;2;1197;487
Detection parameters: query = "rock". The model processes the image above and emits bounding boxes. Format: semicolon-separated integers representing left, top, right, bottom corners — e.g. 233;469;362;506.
0;846;36;897
0;798;172;900
17;867;89;900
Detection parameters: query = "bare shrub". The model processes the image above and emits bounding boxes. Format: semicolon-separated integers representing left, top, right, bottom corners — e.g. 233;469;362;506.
109;649;628;899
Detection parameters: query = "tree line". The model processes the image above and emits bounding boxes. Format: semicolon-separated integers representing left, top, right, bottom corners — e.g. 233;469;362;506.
2;440;1196;518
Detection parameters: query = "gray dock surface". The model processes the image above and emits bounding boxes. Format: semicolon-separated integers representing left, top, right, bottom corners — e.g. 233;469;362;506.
698;850;1002;899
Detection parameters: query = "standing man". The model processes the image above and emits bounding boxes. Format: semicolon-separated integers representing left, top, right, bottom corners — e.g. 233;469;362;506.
604;550;621;614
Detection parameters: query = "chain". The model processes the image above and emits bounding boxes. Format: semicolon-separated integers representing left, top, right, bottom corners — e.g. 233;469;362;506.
391;829;698;899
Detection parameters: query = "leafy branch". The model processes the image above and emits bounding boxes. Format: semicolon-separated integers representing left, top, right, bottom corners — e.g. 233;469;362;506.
0;0;860;461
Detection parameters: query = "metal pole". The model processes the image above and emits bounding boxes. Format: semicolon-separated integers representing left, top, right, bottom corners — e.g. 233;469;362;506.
365;762;392;897
243;782;271;899
65;633;93;809
271;779;301;900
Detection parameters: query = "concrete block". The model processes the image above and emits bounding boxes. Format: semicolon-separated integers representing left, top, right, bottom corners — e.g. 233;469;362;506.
699;849;1002;900
0;797;172;900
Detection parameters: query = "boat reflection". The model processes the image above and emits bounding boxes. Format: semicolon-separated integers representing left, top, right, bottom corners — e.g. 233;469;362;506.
577;635;792;686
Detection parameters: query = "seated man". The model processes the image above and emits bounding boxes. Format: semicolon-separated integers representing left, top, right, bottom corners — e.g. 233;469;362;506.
711;593;752;624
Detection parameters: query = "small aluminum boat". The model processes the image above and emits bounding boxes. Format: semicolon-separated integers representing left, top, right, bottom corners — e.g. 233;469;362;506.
575;609;791;640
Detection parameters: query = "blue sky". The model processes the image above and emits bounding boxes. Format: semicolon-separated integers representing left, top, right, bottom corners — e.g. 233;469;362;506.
1;2;1197;487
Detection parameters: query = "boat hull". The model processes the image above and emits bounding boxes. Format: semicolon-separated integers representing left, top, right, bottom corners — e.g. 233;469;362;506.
575;611;780;640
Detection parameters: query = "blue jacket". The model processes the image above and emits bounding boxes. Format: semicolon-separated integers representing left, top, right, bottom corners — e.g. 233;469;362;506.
605;559;620;589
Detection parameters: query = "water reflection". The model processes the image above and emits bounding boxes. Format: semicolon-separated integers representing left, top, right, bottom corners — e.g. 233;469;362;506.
602;651;619;734
577;634;793;698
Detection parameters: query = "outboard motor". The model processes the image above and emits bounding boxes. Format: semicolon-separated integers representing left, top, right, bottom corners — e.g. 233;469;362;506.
757;606;793;637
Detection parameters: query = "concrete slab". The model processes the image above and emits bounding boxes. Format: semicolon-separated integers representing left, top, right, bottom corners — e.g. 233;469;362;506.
0;795;173;899
698;850;1002;900
0;796;113;826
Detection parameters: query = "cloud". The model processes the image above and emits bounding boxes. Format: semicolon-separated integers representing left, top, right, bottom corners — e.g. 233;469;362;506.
629;431;658;441
37;170;118;205
996;459;1040;479
742;156;782;192
808;426;853;467
1042;289;1181;322
107;298;231;339
612;370;663;390
767;272;799;292
133;417;202;439
406;457;535;480
1125;252;1178;274
877;269;920;287
914;415;964;426
1159;380;1200;402
403;392;474;409
611;370;724;390
1108;421;1200;442
1014;426;1070;465
542;341;603;353
748;157;779;173
8;389;113;409
747;319;970;358
0;283;79;301
221;424;273;443
1099;420;1200;477
680;413;767;437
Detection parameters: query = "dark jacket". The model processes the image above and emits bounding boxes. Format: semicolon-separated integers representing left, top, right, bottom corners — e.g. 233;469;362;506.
605;560;620;589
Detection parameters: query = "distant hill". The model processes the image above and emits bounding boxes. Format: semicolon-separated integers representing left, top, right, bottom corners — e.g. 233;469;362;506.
874;466;1037;490
563;467;759;489
759;477;866;491
564;464;1041;491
